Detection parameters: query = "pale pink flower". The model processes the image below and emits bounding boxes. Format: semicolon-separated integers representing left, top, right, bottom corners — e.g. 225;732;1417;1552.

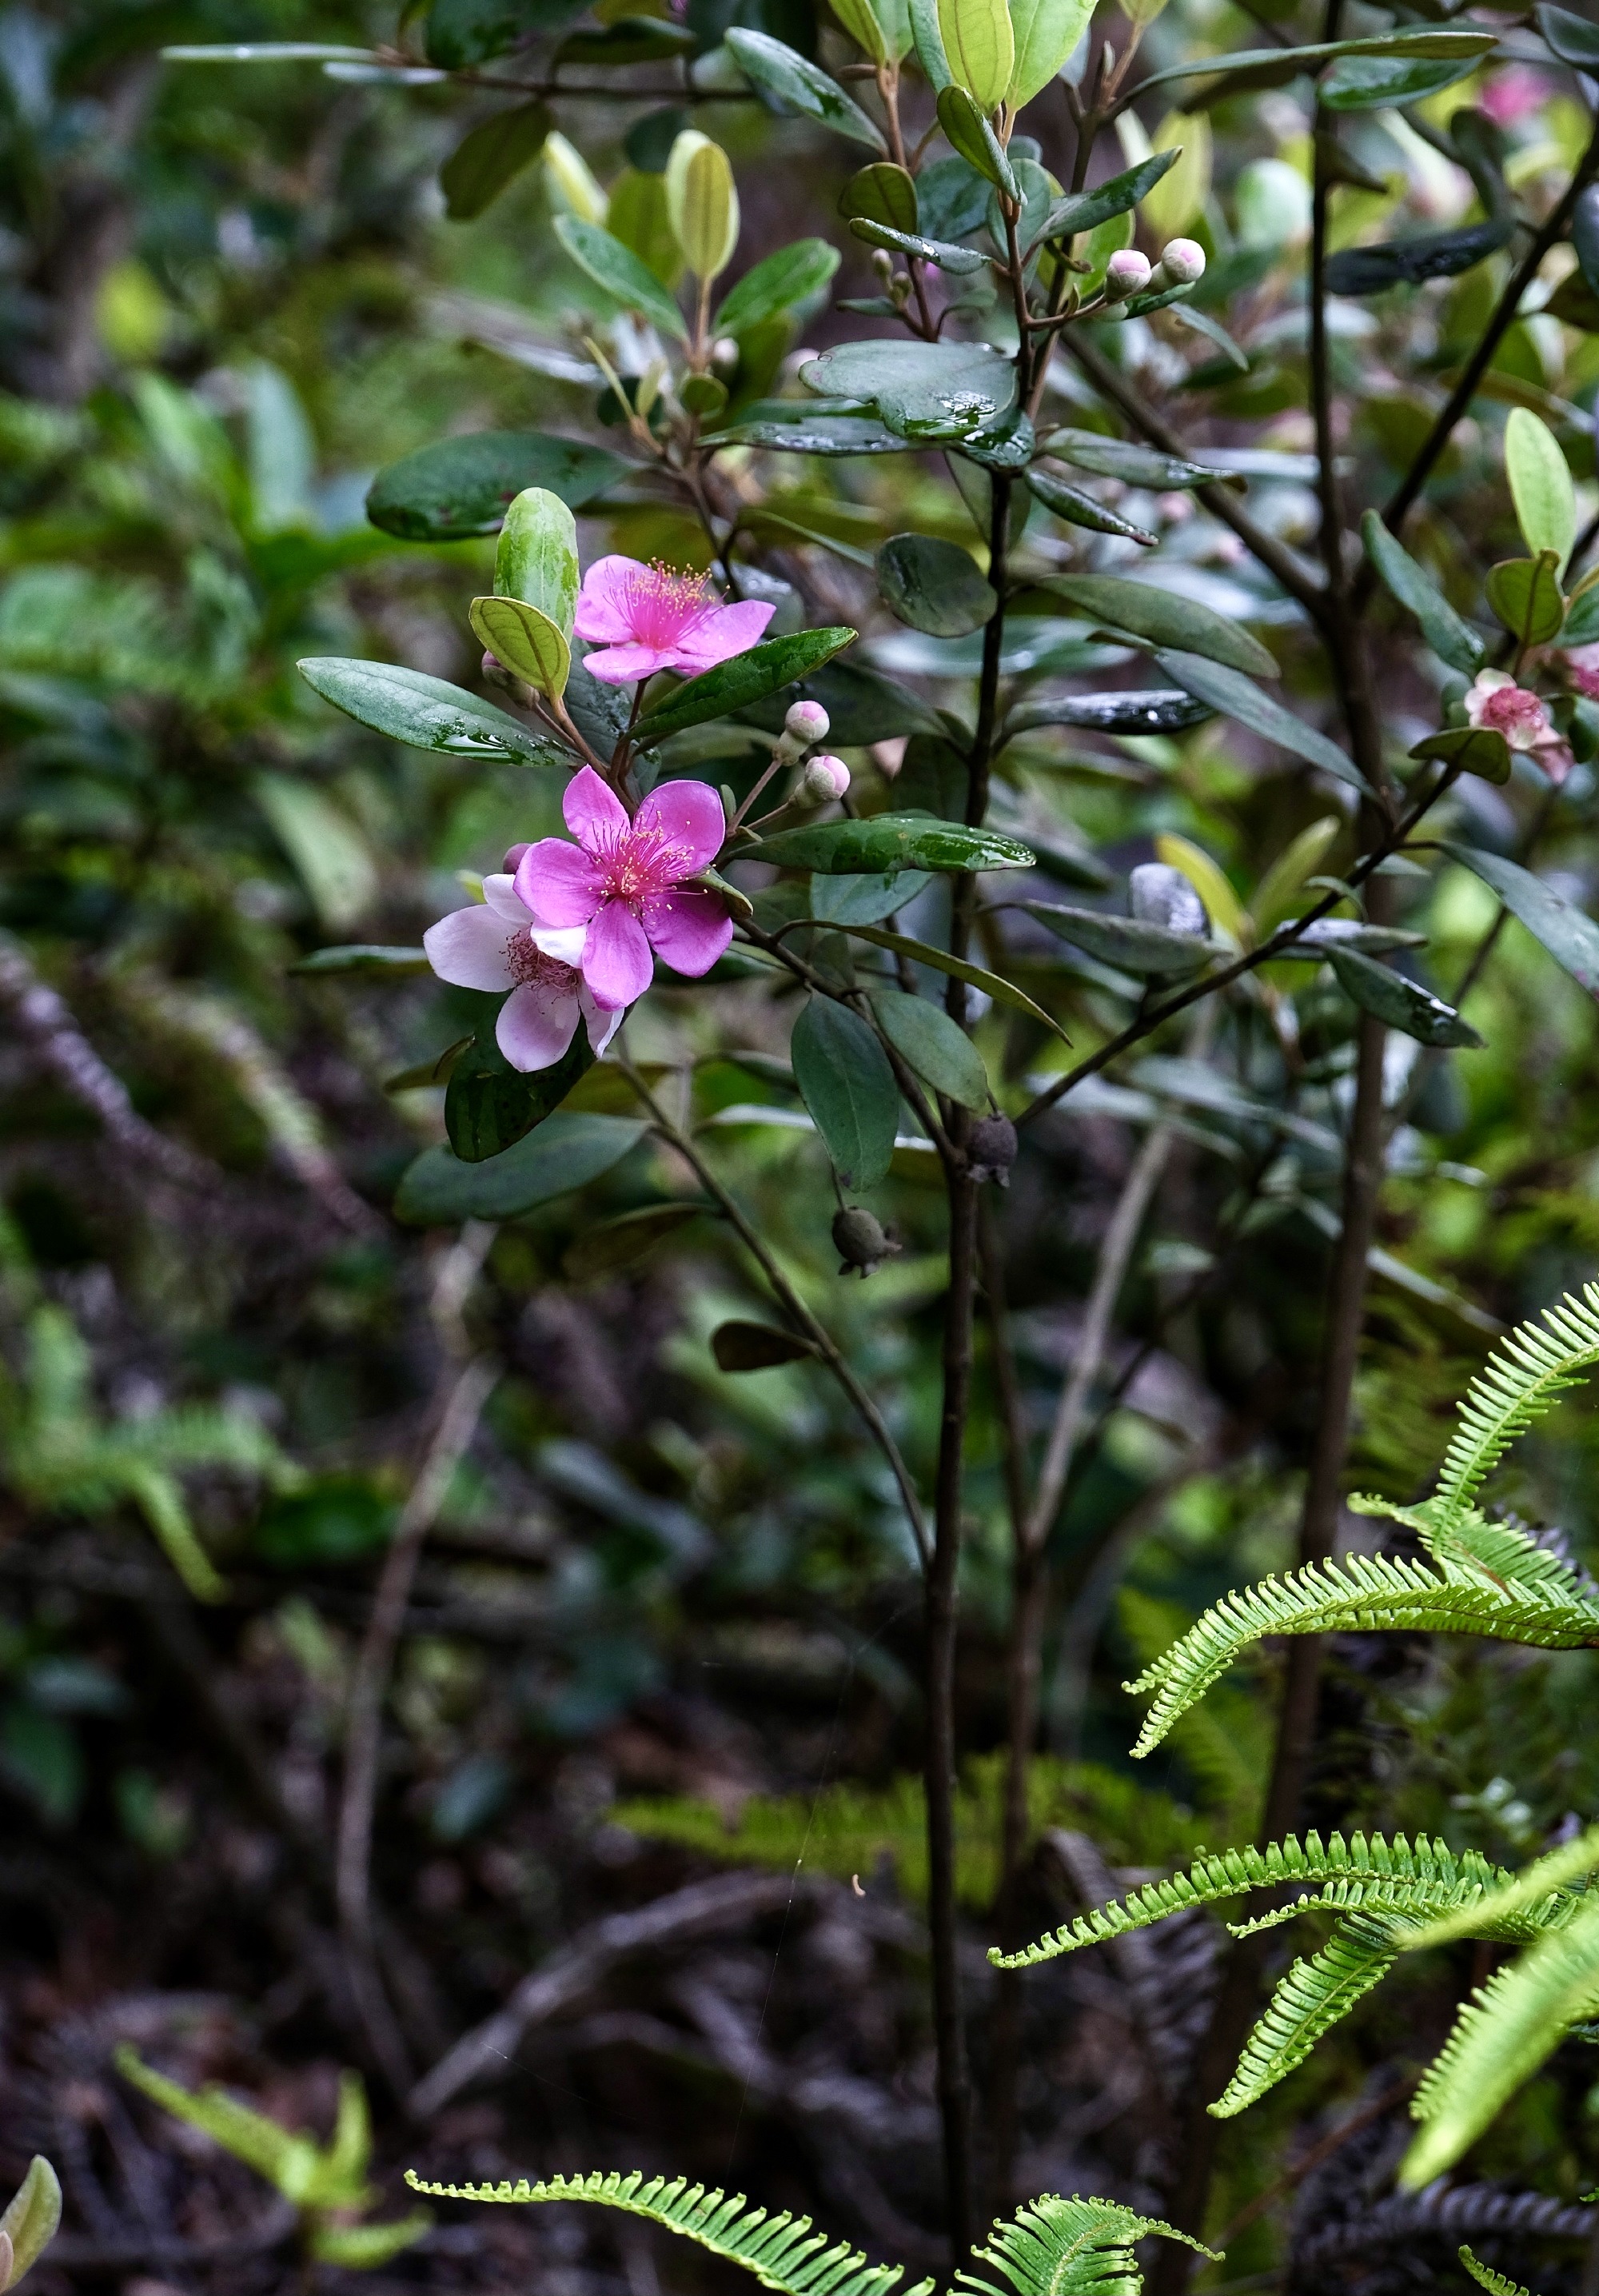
1565;643;1599;703
423;872;624;1072
515;767;732;1008
1479;66;1549;126
1465;667;1573;784
572;557;773;685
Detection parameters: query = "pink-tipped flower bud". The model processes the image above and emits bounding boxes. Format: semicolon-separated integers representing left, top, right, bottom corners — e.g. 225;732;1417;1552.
786;699;831;744
502;842;532;873
1155;238;1206;287
801;753;851;805
1105;248;1153;302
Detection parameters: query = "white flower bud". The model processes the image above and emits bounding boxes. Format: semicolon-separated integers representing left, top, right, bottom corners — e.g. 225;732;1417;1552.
1104;249;1153;302
801;753;851;804
785;700;831;744
1155;238;1206;287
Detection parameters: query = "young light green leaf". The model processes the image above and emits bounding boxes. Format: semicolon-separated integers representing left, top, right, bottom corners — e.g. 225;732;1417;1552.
1441;843;1599;996
310;2217;432;2268
877;533;996;637
552;215;690;341
1153;648;1372;793
792;998;901;1188
831;0;891;63
117;2049;321;2200
1042;574;1278;677
1360;510;1485;675
1330;949;1484;1048
0;2161;61;2291
909;0;954;83
937;0;1014;109
495;486;580;637
869;988;988;1108
632;627;856;743
1007;0;1094;108
713;239;840;333
1485;552;1565;646
724;29;887;151
755;814;1034;874
365;431;627;541
469;594;572;700
935;85;1019;196
1505;407;1577;573
297;658;571;765
394;1114;648;1224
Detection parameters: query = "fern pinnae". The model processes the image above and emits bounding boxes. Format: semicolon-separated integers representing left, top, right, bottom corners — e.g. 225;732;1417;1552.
401;2171;929;2296
1434;1284;1599;1523
1459;2246;1535;2296
956;2194;1218;2296
1212;1915;1400;2118
1397;1820;1599;1955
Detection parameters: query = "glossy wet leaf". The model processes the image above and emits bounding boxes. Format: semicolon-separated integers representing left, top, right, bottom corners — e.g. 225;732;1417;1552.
801;337;1016;441
553;216;690;341
755;813;1034;873
711;1320;820;1369
1154;648;1372;793
440;102;552;220
1003;690;1213;738
1361;511;1485;676
1485;553;1565;647
1025;468;1158;545
1321;50;1479;106
365;431;628;541
298;657;572;765
1034;151;1179;243
1442;843;1599;995
632;626;856;742
394;1113;648;1224
724;28;887;150
848;219;989;274
1330;949;1484;1048
1042;574;1278;677
877;533;996;637
704;408;909;454
935;86;1019;197
713;239;839;333
791;996;900;1187
1027;902;1214;976
869;988;988;1108
1043;427;1230;487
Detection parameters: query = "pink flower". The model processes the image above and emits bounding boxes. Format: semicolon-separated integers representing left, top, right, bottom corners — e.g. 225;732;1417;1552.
515;767;732;1008
1479;66;1548;126
1465;668;1573;784
572;557;773;686
1566;643;1599;703
423;872;624;1072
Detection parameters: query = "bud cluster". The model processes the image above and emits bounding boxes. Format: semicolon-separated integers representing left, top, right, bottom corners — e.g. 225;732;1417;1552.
773;699;851;809
1103;237;1207;305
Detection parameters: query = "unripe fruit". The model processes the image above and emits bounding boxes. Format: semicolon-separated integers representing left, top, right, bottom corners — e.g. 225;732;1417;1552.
1105;249;1153;301
1155;238;1206;287
801;753;851;804
967;1112;1018;1188
833;1205;899;1277
785;700;831;744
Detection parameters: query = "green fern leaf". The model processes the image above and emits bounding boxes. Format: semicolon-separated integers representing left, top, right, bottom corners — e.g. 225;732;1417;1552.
401;2170;934;2296
1459;2246;1535;2296
1212;1915;1399;2118
1222;1868;1535;1941
990;1831;1501;1971
1434;1284;1599;1520
1402;1893;1599;2188
1398;1820;1599;1954
957;2194;1217;2296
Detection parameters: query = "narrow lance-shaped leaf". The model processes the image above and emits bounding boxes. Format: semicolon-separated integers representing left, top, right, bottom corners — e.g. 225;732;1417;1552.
754;814;1035;874
868;988;988;1108
1505;406;1577;572
394;1115;648;1226
1153;649;1372;793
297;659;572;767
935;85;1019;197
1041;573;1278;678
1361;510;1485;675
1441;843;1599;998
713;239;840;333
848;218;990;274
440;102;552;221
837;922;1067;1031
1042;426;1231;487
552;215;690;342
1027;467;1158;546
724;29;887;151
1330;949;1484;1048
1033;150;1178;243
632;627;857;743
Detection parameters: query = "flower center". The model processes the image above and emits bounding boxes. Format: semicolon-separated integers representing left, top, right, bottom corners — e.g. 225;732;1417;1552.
505;928;577;990
591;821;686;908
625;562;716;649
1479;684;1549;745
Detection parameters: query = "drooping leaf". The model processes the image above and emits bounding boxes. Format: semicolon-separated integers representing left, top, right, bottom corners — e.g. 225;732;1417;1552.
553;215;690;341
1168;305;1250;371
839;924;1065;1029
1025;468;1158;545
801;337;1017;441
1330;949;1484;1048
1326;217;1510;294
564;1202;706;1280
365;432;628;541
1460;2248;1533;2296
1153;649;1371;793
713;239;840;333
935;85;1019;197
705;409;911;454
1027;903;1214;976
1042;426;1230;487
724;28;887;150
394;1114;648;1225
1505;407;1577;572
161;42;381;59
556;16;696;60
755;814;1034;874
1360;510;1485;675
848;218;990;274
1133;27;1493;102
1409;725;1511;784
632;627;857;743
297;658;572;765
1003;691;1213;738
1041;574;1278;677
877;533;996;637
1485;552;1565;647
1034;151;1179;244
712;1320;822;1370
868;988;987;1108
791;997;900;1188
1441;843;1599;996
440;102;552;220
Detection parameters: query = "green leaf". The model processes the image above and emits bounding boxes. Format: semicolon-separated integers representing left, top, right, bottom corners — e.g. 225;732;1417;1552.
711;1320;821;1369
1003;691;1212;739
310;2217;431;2269
935;84;1019;195
811;870;935;924
792;997;900;1188
553;215;690;342
1025;467;1158;545
909;0;954;86
967;2198;1216;2296
877;533;996;637
756;813;1034;874
495;486;580;639
724;29;887;151
556;16;696;60
1326;215;1509;294
1505;407;1577;572
255;775;377;932
839;922;1066;1029
440;102;551;221
801;337;1017;441
1329;949;1484;1048
297;657;570;765
564;1202;705;1280
632;627;856;743
839;162;919;230
1152;648;1372;793
705;409;911;454
1536;2;1599;68
1007;0;1094;106
293;944;432;976
1441;842;1599;996
1042;425;1229;487
445;1033;594;1162
713;239;840;333
1169;305;1250;370
937;0;1013;110
1360;510;1485;676
868;988;987;1108
1035;150;1179;243
1409;725;1511;785
1485;552;1565;646
394;1113;648;1224
848;218;989;274
1321;50;1478;106
469;594;572;700
0;2161;60;2290
1460;2249;1534;2296
1027;902;1213;976
1042;574;1278;678
1133;27;1494;101
425;0;584;68
116;2049;321;2200
161;41;380;59
365;431;628;541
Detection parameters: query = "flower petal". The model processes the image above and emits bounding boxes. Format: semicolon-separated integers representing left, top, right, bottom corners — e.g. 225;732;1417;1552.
564;765;630;848
636;776;728;873
581;641;675;685
496;980;580;1072
482;872;532;923
422;904;515;991
582;899;655;1008
529;922;588;966
580;983;625;1056
671;598;774;671
515;838;604;927
572;556;647;645
641;888;733;977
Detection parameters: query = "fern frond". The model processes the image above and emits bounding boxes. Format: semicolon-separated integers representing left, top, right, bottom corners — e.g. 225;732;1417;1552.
401;2171;931;2296
1211;1915;1398;2118
1459;2248;1534;2296
1222;1868;1540;1942
1434;1284;1599;1520
957;2194;1217;2296
1124;1552;1599;1757
1398;1820;1599;1954
1402;1893;1599;2188
991;1831;1502;1971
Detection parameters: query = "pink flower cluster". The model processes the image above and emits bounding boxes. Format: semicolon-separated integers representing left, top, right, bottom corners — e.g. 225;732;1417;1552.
1465;669;1573;785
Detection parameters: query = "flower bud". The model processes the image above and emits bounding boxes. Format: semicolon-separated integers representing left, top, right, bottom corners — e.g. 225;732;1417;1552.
502;842;532;873
801;753;851;805
480;650;533;705
967;1112;1018;1188
1105;248;1153;302
833;1205;899;1278
1155;238;1206;287
785;700;831;745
